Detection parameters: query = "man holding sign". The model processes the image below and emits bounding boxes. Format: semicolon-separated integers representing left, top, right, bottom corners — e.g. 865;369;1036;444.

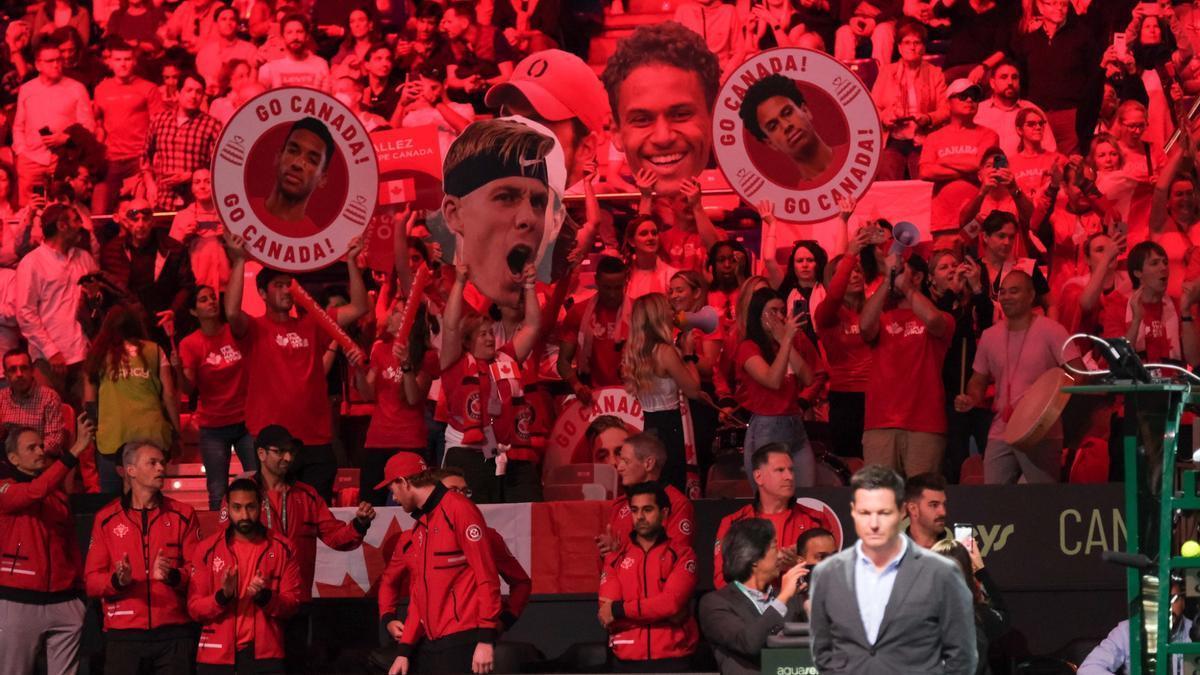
223;232;368;502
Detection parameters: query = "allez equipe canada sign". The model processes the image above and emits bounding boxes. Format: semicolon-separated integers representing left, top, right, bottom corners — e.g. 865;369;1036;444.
713;48;882;224
212;87;379;272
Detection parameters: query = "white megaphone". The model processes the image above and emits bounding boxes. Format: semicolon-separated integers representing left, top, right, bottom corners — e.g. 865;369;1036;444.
889;221;920;256
675;306;720;334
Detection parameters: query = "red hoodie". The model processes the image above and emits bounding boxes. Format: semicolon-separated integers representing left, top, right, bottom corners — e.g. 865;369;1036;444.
0;453;81;603
84;494;202;636
188;526;303;666
396;484;502;657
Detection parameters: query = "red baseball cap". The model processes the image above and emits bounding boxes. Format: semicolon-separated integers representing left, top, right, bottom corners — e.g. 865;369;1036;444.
486;49;610;136
374;452;429;489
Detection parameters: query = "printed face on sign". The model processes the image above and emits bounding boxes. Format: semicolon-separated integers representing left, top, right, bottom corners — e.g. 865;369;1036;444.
612;64;713;195
713;49;881;224
442;119;557;308
213;88;379;272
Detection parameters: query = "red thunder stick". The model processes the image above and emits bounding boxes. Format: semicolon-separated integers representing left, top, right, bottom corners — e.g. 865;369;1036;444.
288;279;358;353
395;264;432;349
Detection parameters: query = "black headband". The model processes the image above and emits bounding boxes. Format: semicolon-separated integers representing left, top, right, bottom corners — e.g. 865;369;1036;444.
443;152;549;197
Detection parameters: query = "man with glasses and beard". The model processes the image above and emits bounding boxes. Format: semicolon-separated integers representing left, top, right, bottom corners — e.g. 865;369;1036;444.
190;477;303;674
219;425;376;671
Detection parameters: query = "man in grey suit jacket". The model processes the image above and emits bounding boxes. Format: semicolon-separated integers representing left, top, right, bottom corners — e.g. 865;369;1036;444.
809;465;977;674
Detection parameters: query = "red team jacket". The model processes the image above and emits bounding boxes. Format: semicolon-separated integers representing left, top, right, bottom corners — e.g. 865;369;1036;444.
219;474;366;601
0;453;82;602
379;525;531;630
397;484;502;657
188;526;303;665
711;501;840;588
599;534;699;662
608;484;695;552
84;494;202;634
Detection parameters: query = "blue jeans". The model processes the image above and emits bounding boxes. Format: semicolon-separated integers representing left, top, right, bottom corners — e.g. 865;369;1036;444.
743;413;815;489
199;423;257;510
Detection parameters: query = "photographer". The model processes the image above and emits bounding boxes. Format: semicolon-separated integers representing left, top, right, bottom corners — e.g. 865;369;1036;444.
699;518;809;675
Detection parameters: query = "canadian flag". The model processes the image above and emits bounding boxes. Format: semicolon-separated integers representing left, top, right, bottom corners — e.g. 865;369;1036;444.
379;178;416;205
490;359;517;382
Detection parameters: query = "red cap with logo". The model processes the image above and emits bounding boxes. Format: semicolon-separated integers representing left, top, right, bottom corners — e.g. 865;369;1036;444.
374;452;429;489
485;49;610;136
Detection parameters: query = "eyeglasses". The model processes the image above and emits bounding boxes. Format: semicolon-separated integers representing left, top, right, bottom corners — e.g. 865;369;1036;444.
265;446;298;457
126;209;153;220
448;485;473;498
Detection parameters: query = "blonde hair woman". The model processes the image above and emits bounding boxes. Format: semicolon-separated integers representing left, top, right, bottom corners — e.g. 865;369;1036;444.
621;293;705;493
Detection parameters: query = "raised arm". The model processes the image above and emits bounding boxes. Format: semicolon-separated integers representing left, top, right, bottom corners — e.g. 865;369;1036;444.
680;178;726;250
859;258;897;343
440;263;469;369
334;237;369;328
222;230;250;338
510;264;542;362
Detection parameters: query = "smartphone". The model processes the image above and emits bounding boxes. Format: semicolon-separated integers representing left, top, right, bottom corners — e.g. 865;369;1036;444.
1109;221;1129;239
84;402;99;428
792;298;809;318
38;126;51;136
953;523;974;545
1113;32;1128;59
31;184;44;198
1140;2;1160;16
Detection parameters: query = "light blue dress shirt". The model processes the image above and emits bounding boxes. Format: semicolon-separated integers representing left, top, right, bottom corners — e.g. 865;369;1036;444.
854;536;908;645
734;581;788;617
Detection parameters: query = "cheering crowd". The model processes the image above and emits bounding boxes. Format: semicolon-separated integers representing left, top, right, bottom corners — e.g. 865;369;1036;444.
0;0;1197;672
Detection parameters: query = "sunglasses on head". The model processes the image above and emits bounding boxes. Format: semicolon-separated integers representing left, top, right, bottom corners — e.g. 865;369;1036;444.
126;208;153;220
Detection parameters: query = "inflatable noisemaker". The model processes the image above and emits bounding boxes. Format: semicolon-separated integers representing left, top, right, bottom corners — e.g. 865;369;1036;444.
395;263;433;349
288;279;359;355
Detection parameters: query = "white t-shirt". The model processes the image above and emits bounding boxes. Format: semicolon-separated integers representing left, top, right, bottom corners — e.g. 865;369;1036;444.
258;54;330;92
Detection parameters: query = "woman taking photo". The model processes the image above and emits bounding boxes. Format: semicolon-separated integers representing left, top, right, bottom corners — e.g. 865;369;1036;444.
623;215;679;299
699;518;809;675
85;304;179;494
176;285;254;509
813;229;873;458
737;287;817;487
622;292;706;493
773;240;828;347
356;296;438;505
931;539;1010;674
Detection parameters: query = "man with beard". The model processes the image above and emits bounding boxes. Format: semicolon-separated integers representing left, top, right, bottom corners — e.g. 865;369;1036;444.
252;117;336;237
974;60;1057;160
901;472;951;549
259;14;331;92
222;425;375;672
707;241;747;324
190;478;303;674
441;119;553;308
224;232;369;501
602;22;720;196
381;456;501;675
85;441;202;674
0;349;67;456
740;74;836;183
142;72;221;210
956;271;1083;484
100;197;194;346
598;482;699;672
0;417;94;675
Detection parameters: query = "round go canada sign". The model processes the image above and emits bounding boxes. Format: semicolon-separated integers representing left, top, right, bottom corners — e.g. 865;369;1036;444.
212;87;378;272
713;48;881;224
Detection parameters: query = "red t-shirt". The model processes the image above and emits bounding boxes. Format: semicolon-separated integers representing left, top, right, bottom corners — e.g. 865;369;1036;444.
243;313;333;444
815;305;872;393
734;336;819;416
1135;300;1176;362
365;341;439;449
865;307;954;433
178;325;248;428
560;299;624;387
94;76;162;161
1055;278;1128;338
920;124;1000;230
231;536;267;648
659;228;706;273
